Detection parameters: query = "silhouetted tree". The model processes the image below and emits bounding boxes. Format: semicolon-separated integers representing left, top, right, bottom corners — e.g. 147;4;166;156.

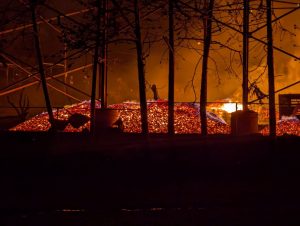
266;0;276;136
90;0;101;134
29;0;55;129
168;0;175;134
200;0;215;136
134;0;148;134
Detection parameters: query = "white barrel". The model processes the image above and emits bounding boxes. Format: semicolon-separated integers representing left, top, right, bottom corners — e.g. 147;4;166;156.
231;110;258;135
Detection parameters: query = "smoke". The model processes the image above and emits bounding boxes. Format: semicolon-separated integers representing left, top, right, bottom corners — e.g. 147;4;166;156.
2;0;300;117
107;22;300;105
247;9;300;101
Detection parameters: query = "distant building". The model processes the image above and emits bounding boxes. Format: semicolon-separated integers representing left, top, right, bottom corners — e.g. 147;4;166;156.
279;94;300;119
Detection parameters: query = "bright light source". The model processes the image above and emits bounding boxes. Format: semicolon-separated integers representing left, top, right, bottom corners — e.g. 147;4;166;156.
221;103;243;113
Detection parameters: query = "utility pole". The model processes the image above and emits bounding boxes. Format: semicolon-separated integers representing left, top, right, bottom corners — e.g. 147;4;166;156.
168;0;175;135
242;0;249;111
266;0;276;137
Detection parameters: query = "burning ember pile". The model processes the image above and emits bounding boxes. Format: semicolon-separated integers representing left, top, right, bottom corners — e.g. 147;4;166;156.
11;100;230;134
11;101;94;132
111;101;230;134
11;100;300;136
261;116;300;136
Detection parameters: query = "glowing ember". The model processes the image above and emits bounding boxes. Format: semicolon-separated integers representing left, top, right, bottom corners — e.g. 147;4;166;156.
11;100;95;132
261;117;300;136
11;100;230;134
11;100;300;136
112;102;230;134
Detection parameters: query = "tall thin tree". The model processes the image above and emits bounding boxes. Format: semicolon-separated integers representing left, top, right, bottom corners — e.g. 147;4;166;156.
168;0;175;135
134;0;148;134
90;0;101;135
266;0;276;136
30;2;55;129
242;0;249;111
99;0;108;109
200;0;214;136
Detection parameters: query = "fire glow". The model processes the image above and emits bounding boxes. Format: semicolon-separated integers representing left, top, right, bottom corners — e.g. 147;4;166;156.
221;103;243;113
11;100;300;136
261;118;300;136
11;100;230;134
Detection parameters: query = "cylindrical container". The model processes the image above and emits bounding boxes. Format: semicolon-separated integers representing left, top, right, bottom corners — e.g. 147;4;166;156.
95;108;120;131
231;110;258;135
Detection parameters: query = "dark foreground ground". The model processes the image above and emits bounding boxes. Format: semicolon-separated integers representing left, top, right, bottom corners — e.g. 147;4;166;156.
1;132;300;225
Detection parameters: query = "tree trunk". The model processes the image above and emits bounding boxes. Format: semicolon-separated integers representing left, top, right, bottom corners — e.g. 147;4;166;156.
266;0;276;136
31;4;55;128
100;0;108;109
242;0;249;111
200;0;214;136
90;0;101;135
134;0;148;134
168;0;175;135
